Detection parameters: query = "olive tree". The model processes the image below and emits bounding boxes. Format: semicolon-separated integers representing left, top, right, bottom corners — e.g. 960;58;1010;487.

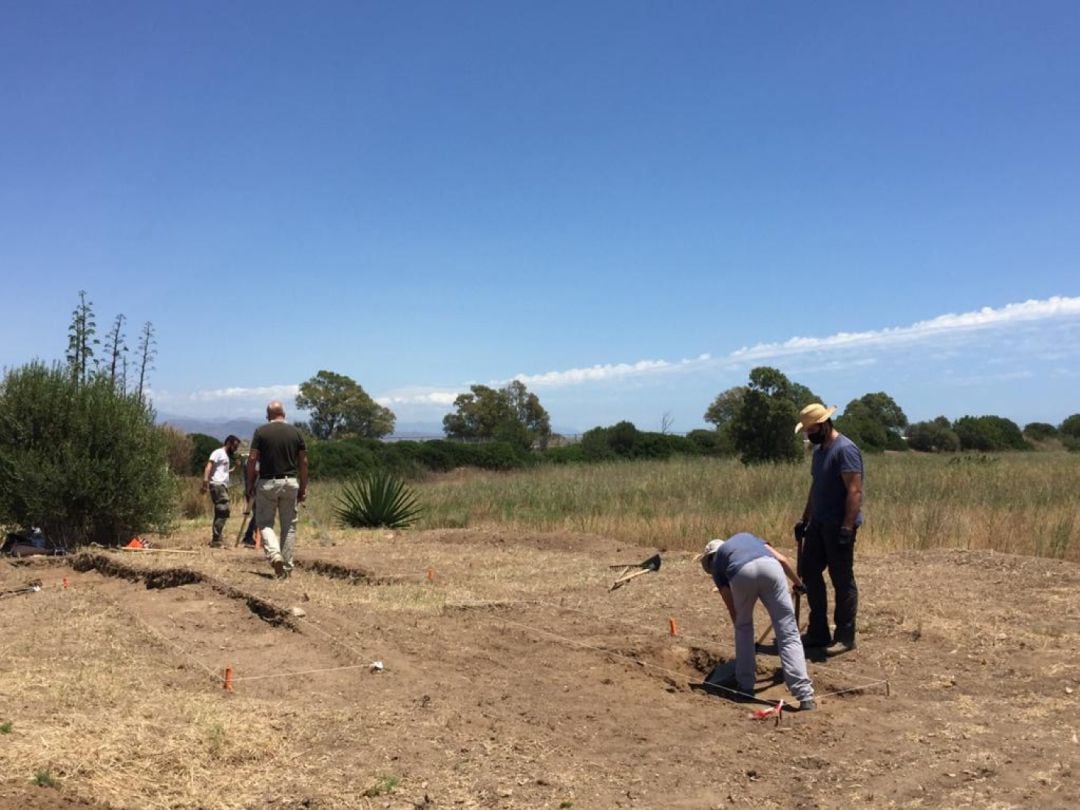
0;362;175;546
295;370;396;440
727;367;819;464
443;380;551;451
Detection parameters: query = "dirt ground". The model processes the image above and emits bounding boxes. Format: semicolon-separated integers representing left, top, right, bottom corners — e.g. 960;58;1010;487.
1;528;1078;809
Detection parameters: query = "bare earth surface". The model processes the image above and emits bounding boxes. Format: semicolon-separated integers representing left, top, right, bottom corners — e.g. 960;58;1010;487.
1;528;1078;809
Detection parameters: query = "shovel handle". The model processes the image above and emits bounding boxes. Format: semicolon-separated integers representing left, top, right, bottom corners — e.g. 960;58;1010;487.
610;567;653;590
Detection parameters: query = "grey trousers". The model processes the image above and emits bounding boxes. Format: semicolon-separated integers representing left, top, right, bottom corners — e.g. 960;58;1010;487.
255;477;299;571
730;557;814;702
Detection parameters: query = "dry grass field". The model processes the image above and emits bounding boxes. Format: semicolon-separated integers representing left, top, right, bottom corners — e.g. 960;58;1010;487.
2;453;1079;808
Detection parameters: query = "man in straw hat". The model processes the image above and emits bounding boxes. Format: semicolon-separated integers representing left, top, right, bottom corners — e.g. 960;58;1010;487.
699;533;816;710
794;403;864;651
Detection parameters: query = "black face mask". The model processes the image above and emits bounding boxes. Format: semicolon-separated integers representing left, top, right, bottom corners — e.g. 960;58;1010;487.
808;427;828;445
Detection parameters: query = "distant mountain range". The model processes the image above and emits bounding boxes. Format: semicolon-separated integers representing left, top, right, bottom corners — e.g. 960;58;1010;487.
158;413;581;441
158;414;498;441
158;413;264;441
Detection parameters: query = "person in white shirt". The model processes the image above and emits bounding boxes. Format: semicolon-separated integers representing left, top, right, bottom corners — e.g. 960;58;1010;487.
201;435;241;548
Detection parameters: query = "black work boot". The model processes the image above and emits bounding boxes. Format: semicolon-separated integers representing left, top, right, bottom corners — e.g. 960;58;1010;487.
800;632;832;649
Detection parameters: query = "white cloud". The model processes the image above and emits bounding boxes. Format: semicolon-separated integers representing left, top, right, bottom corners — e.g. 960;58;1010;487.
168;295;1080;412
728;296;1080;362
376;388;459;407
185;384;301;402
502;295;1080;391
511;354;712;388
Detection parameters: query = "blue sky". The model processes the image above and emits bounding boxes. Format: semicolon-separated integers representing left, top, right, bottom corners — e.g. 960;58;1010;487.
2;2;1079;433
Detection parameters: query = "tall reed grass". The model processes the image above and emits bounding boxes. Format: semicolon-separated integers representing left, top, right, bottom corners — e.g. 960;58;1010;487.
406;452;1080;560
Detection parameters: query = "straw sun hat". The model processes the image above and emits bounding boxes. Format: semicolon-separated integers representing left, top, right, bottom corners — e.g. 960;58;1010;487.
794;403;837;434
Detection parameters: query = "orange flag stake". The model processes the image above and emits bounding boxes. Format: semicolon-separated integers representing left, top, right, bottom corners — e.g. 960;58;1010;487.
426;568;435;583
62;577;69;589
223;667;234;691
668;617;679;637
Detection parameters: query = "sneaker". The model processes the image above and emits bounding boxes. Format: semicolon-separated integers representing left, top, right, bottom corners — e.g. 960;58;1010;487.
208;541;223;549
271;555;285;579
800;633;832;649
798;698;817;712
833;637;857;651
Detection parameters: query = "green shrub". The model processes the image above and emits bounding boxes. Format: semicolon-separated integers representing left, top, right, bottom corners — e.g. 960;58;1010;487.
471;441;530;470
415;440;459;472
308;438;379;479
335;470;422;529
32;769;58;788
542;444;587;464
953;415;1030;451
0;362;175;547
188;432;221;475
1061;414;1080;440
1024;422;1058;441
580;426;617;461
686;428;734;457
906;417;960;452
161;425;195;476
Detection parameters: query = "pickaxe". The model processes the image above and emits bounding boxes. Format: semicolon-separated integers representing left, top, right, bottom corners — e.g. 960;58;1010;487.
755;524;807;646
609;554;661;590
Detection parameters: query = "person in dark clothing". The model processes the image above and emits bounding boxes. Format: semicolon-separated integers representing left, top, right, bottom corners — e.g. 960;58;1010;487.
794;403;864;651
246;401;308;579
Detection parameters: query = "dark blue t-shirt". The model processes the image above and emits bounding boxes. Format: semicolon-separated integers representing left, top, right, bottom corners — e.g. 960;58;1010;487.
710;532;771;589
810;434;864;526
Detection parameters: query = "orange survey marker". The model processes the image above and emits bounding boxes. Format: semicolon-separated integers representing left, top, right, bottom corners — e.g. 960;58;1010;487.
750;701;784;722
426;568;435;583
62;576;69;589
668;617;679;637
223;667;234;691
125;537;146;549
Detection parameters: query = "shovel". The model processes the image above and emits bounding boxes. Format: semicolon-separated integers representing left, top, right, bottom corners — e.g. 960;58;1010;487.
609;554;662;590
234;497;252;548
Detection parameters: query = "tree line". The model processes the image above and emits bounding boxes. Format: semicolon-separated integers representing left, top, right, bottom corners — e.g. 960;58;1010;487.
294;364;1080;471
2;293;1078;548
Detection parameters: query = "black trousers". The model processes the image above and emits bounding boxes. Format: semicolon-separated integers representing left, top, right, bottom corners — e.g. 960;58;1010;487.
802;520;858;643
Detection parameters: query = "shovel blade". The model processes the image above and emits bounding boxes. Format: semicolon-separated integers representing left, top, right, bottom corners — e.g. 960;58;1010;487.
640;554;661;572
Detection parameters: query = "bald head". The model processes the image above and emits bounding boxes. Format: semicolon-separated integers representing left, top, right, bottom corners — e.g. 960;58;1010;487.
266;400;286;421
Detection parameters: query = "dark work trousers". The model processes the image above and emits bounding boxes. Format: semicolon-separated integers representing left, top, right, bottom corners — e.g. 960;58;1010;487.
802;520;858;644
209;484;230;544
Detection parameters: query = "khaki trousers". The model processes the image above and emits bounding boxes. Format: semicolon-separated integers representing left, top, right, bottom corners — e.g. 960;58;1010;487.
255;477;299;571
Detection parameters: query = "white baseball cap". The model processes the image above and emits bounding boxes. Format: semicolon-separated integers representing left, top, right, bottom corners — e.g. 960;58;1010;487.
699;538;724;573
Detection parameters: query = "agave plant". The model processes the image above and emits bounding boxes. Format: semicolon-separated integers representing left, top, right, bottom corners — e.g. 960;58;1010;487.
334;469;422;529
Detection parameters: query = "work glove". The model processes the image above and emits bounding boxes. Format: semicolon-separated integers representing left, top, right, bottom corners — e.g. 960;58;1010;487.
838;526;855;545
793;583;807;596
793;521;807;543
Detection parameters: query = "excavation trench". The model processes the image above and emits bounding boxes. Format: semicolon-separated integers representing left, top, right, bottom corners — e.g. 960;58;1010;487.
71;553;299;629
296;557;404;585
